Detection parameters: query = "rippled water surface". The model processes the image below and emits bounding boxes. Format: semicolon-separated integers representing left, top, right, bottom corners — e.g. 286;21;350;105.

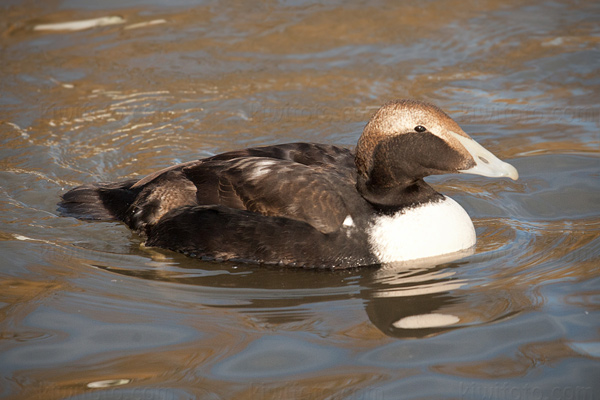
1;1;599;399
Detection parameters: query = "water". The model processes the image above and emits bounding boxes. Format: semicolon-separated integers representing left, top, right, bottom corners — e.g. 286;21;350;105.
1;0;599;399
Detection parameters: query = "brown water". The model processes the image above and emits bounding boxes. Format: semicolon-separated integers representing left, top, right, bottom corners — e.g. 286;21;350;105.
1;0;599;399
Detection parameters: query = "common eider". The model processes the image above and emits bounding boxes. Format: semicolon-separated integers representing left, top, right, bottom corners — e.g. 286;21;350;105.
59;99;518;268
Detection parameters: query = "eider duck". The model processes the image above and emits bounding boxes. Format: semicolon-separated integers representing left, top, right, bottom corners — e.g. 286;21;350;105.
59;99;518;268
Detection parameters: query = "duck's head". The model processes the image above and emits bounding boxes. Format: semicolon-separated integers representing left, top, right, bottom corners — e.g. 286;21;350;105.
355;100;519;207
355;99;518;207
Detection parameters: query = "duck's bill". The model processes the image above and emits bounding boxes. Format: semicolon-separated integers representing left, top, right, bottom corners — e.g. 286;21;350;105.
450;131;519;180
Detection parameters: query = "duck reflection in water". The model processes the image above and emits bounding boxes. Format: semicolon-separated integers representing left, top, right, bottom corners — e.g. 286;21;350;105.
94;245;520;339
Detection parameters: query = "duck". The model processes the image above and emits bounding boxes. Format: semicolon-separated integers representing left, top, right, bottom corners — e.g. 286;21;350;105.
58;99;518;268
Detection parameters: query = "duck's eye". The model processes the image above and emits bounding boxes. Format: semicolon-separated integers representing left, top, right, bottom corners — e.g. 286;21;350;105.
414;125;427;133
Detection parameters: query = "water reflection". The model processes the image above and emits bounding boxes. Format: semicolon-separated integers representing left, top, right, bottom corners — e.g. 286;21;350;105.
81;244;528;340
365;259;471;339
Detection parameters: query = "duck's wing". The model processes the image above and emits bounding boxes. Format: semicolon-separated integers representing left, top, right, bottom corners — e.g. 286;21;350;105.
182;153;358;234
125;143;359;235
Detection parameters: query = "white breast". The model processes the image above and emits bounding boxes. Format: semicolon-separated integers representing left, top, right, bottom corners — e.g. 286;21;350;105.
367;196;476;263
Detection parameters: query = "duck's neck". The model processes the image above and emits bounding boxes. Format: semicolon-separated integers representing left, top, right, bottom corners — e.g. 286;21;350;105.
356;175;444;212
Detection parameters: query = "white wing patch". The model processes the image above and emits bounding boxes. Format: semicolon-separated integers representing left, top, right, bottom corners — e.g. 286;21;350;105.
342;214;354;227
367;196;476;263
238;159;278;181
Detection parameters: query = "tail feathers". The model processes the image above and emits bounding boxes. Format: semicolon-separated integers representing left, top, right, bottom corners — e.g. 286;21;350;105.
58;179;139;221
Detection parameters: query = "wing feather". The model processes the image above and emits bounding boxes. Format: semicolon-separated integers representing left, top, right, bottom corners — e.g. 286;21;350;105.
182;146;358;234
